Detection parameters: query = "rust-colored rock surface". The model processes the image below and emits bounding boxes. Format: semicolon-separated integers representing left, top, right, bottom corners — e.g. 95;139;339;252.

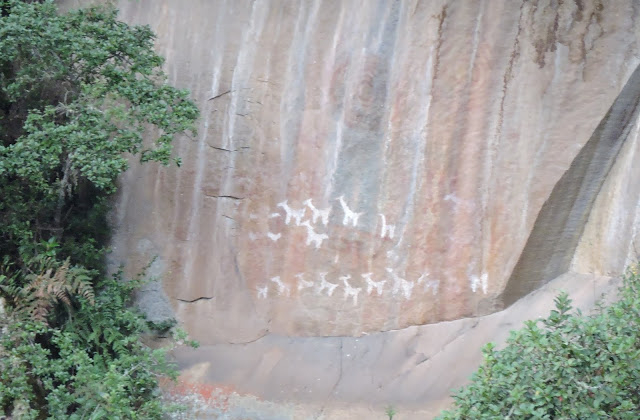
59;0;640;341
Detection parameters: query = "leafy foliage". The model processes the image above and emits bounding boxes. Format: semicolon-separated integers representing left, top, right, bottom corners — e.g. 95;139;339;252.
0;0;199;417
0;255;94;324
437;266;640;419
0;268;190;419
0;0;198;269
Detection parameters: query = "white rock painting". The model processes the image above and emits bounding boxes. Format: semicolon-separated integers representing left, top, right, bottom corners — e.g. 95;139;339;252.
250;195;491;303
470;273;488;294
337;195;362;227
316;272;338;296
257;285;269;299
295;273;314;291
300;220;329;249
362;272;386;296
303;198;331;226
266;232;281;242
418;273;440;295
270;276;290;297
277;200;306;226
379;213;395;239
340;275;361;305
387;268;414;300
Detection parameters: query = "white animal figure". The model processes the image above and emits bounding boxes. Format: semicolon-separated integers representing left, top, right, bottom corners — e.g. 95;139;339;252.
424;280;440;295
444;193;474;209
277;200;306;226
300;220;329;249
379;213;395;239
417;272;428;284
266;232;281;242
295;273;314;291
248;231;259;241
316;272;338;296
387;268;414;299
362;272;386;296
303;199;331;226
470;273;489;294
257;285;268;299
270;276;290;297
340;275;361;305
268;213;281;219
336;195;362;227
418;272;440;294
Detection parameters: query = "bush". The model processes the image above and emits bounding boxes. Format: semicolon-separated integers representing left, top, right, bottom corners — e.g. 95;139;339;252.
437;266;640;419
0;268;190;419
0;0;199;417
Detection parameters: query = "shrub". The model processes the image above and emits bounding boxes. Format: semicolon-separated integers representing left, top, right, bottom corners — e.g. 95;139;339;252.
0;266;194;419
437;266;640;419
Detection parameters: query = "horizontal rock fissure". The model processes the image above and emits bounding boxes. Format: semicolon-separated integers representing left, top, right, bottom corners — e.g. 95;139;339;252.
203;194;244;200
207;144;251;152
175;296;214;303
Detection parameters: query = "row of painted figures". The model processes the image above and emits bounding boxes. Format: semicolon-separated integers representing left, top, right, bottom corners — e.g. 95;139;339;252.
248;196;397;248
256;269;489;304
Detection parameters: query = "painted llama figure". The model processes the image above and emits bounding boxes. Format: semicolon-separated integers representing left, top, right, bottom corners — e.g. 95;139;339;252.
295;273;314;291
378;214;396;239
300;220;329;249
387;268;414;300
316;272;338;296
470;273;488;294
277;200;306;226
257;285;269;299
418;273;440;295
362;272;386;296
303;199;331;226
340;275;361;305
270;276;290;297
266;231;281;242
336;195;362;227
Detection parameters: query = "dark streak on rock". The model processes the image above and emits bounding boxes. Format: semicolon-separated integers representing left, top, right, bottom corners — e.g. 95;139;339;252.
495;1;526;143
534;0;562;68
432;4;448;82
574;0;584;21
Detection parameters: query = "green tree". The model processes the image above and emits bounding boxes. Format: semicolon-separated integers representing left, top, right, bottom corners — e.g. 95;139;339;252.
0;0;198;269
437;266;640;419
0;1;199;417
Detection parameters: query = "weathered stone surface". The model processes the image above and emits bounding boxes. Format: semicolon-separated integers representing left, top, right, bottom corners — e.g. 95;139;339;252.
166;272;620;419
89;0;640;340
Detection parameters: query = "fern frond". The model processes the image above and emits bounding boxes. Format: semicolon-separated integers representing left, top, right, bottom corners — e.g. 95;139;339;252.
6;257;95;325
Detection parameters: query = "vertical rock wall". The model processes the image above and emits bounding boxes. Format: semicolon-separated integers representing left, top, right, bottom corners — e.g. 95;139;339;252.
60;0;640;342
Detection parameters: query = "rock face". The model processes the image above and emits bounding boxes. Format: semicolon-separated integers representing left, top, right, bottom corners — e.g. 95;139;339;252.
59;0;640;342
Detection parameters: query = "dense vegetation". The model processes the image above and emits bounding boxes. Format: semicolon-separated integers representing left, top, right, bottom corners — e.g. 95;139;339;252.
438;267;640;419
0;0;199;417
